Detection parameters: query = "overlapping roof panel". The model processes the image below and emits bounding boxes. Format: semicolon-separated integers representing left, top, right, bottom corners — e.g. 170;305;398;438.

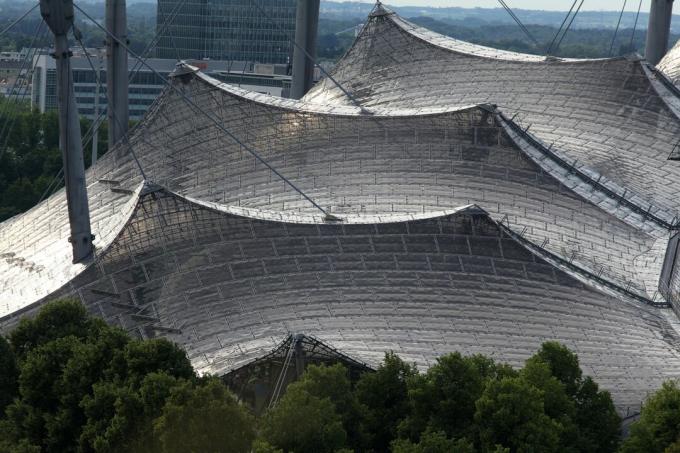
0;69;668;316
304;6;680;221
2;184;678;412
659;40;680;86
2;4;680;413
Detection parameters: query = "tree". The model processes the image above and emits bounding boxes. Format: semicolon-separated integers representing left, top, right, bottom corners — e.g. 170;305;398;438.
391;429;475;453
0;335;18;414
153;377;255;453
526;343;620;453
8;299;95;360
571;377;620;453
474;376;563;453
621;381;680;453
402;352;515;441
0;299;198;453
260;384;348;453
530;342;582;397
355;352;417;452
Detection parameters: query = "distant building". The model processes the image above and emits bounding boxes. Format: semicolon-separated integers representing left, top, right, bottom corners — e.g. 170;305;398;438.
1;48;45;100
155;0;297;64
31;54;292;120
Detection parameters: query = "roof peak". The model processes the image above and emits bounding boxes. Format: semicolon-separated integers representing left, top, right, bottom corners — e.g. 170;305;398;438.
369;1;393;17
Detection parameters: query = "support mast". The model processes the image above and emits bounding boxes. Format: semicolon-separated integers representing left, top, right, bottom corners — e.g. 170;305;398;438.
106;0;129;146
291;0;320;99
39;0;94;263
646;0;675;65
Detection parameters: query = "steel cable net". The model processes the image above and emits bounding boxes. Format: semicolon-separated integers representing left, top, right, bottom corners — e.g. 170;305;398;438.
0;66;671;316
4;3;680;415
304;7;680;218
659;39;680;85
9;181;680;414
123;72;668;300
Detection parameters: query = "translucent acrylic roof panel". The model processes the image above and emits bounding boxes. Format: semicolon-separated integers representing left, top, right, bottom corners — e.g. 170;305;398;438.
2;187;677;414
0;66;672;317
304;7;680;219
659;40;680;86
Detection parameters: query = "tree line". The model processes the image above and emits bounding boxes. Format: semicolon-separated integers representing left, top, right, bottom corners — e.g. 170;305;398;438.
0;299;678;452
0;100;107;222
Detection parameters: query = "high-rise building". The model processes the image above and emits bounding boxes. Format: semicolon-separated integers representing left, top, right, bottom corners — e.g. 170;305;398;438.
31;54;292;120
155;0;297;64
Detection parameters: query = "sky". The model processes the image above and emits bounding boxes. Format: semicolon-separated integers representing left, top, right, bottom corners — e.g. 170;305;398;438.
365;0;654;12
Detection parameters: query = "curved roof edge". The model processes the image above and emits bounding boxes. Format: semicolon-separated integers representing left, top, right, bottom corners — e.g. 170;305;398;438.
375;3;630;64
497;111;677;233
498;221;669;308
658;39;680;84
642;63;680;123
0;182;145;320
181;64;490;118
2;179;668;327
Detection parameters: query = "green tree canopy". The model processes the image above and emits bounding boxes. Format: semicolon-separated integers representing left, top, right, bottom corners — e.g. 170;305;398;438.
355;352;417;452
260;383;348;453
0;299;254;453
153;377;255;453
0;335;18;414
474;375;562;453
621;381;680;453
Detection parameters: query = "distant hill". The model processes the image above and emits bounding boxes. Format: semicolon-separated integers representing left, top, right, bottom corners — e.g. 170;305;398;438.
321;1;680;32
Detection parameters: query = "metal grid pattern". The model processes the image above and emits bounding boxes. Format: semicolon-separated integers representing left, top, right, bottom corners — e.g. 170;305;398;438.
0;70;667;315
659;39;680;86
2;8;680;414
2;187;679;412
304;6;680;221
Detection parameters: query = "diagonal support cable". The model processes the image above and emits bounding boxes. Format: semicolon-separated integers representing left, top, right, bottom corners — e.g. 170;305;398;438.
554;0;585;54
629;0;644;51
74;31;148;180
0;20;46;162
609;0;628;57
0;3;39;39
251;0;365;110
74;2;335;219
497;0;540;47
36;0;190;206
547;0;577;55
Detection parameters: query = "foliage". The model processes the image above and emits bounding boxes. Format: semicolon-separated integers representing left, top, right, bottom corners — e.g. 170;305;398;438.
401;353;516;442
260;381;348;453
0;99;108;222
391;430;475;453
0;299;252;453
0;299;636;453
621;381;680;453
355;352;417;452
153;377;256;453
0;335;18;414
259;363;362;453
474;375;562;452
257;343;620;453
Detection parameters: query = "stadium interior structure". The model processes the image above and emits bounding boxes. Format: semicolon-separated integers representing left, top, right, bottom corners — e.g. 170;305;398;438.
3;3;680;413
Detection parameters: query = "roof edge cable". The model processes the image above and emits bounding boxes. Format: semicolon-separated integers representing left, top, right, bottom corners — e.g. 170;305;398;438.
74;2;335;219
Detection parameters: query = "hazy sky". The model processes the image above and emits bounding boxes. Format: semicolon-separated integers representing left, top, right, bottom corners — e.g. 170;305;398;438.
371;0;654;12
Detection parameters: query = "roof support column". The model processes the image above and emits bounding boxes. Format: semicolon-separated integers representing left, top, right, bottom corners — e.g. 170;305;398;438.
39;0;94;263
106;0;129;146
291;0;320;99
646;0;675;65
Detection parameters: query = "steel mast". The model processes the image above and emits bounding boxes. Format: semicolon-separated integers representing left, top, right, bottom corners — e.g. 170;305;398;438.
646;0;675;65
106;0;128;146
39;0;94;263
291;0;320;99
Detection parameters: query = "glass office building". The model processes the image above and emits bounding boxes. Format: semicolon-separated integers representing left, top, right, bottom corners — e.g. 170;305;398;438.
155;0;297;64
